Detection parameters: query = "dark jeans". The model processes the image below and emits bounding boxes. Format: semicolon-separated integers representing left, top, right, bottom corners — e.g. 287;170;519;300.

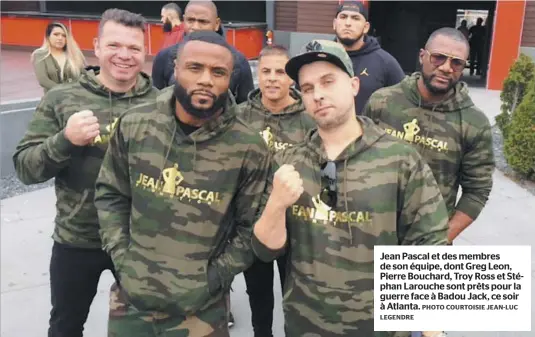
48;241;118;337
243;253;288;337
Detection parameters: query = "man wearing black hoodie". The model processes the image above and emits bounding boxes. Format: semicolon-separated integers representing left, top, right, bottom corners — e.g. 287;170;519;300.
334;0;405;114
151;0;254;104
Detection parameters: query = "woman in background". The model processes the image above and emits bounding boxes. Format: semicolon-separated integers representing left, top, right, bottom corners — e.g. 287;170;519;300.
31;22;86;93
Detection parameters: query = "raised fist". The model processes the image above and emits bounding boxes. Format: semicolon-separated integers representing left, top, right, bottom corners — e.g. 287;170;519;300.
271;164;304;209
64;110;100;146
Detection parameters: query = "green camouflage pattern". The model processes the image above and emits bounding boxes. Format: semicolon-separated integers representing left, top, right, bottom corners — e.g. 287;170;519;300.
108;282;229;337
13;68;158;248
362;72;495;219
94;88;272;317
252;116;449;337
285;39;354;82
236;87;316;153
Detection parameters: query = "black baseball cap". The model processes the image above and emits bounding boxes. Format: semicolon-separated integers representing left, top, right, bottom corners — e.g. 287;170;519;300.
336;0;368;21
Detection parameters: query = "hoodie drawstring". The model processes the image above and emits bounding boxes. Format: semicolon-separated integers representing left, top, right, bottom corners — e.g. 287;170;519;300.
107;93;132;129
343;158;352;244
155;122;177;190
417;94;439;159
192;135;197;172
458;109;464;176
108;92;113;126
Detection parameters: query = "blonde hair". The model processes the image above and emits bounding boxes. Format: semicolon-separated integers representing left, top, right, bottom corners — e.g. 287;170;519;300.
31;22;86;78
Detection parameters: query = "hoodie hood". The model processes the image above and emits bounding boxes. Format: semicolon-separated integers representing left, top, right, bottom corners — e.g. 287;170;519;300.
80;66;154;98
151;88;239;186
304;115;384;163
334;34;406;114
237;88;315;153
246;87;306;118
401;72;475;112
156;88;237;145
362;71;495;220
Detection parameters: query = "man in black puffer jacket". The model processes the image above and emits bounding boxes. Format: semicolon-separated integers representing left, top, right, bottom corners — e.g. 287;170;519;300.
152;0;254;104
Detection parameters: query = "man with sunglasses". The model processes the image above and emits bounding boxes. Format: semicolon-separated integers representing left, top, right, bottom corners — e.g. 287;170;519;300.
250;39;450;337
363;27;495;246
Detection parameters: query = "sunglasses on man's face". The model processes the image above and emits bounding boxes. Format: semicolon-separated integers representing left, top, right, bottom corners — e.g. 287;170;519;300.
426;50;467;72
320;161;337;209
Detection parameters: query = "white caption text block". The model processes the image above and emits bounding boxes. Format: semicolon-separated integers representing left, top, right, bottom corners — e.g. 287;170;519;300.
374;245;531;332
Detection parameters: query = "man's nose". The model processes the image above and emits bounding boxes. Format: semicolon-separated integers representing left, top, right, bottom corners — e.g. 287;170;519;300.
438;58;454;73
198;68;214;86
117;47;131;59
313;88;325;102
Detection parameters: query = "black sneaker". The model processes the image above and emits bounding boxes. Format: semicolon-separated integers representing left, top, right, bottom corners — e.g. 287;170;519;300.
228;312;235;328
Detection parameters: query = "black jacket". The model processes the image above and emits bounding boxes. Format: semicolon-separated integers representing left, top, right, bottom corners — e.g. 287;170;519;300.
151;26;254;104
346;35;405;114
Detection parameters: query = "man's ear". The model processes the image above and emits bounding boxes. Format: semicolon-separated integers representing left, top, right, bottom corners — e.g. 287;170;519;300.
363;21;371;35
93;37;100;58
350;76;360;97
215;17;221;32
418;48;425;66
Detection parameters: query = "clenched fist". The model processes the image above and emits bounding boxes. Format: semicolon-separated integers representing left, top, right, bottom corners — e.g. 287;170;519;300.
271;164;304;209
64;110;100;146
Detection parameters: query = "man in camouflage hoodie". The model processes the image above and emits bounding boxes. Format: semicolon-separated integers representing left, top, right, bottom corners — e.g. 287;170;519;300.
362;28;495;244
12;9;159;337
236;44;315;337
251;40;449;336
94;31;271;336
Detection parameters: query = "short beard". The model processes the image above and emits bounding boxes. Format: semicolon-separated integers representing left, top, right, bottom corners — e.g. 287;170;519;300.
421;67;455;95
314;107;351;131
173;82;227;120
337;33;364;48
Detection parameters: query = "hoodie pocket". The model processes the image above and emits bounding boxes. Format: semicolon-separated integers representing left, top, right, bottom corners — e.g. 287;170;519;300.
118;244;223;314
284;275;372;335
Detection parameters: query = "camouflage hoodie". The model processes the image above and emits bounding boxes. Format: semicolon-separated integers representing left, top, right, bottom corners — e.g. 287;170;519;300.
252;116;449;337
236;87;316;153
362;72;495;220
13;67;159;249
94;89;271;315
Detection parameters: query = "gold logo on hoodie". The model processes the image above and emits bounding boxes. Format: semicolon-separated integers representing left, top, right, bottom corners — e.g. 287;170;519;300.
161;164;184;195
385;119;449;152
92;117;119;145
259;127;292;152
135;164;222;205
311;195;331;222
260;127;273;145
403;118;420;142
291;194;372;226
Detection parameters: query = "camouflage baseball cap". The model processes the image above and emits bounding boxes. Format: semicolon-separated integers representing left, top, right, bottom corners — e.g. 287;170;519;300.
285;39;354;83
